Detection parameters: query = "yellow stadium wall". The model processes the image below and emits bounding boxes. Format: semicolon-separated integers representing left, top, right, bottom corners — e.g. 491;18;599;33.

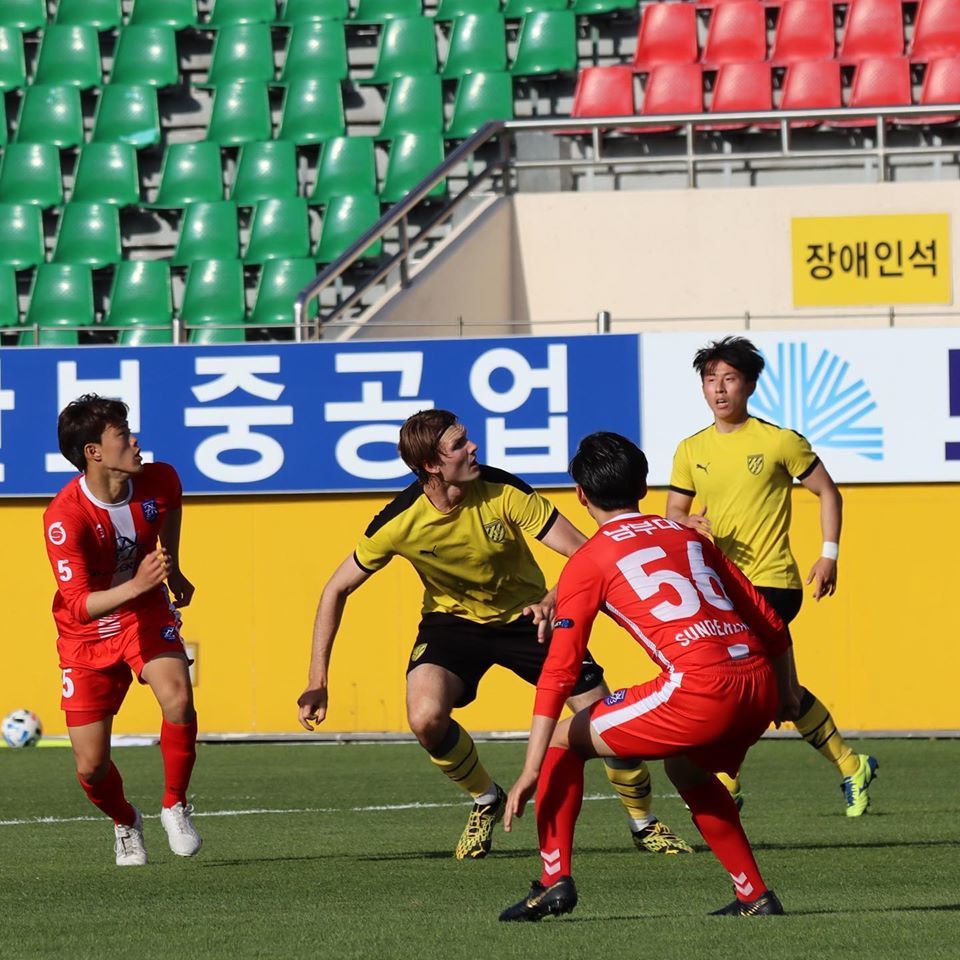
4;484;956;736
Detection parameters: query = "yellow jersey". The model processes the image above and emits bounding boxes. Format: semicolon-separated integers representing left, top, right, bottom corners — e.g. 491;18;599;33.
354;465;558;625
669;417;819;589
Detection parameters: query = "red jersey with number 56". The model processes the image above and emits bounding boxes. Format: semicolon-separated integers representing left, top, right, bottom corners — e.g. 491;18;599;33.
535;512;790;720
43;462;182;643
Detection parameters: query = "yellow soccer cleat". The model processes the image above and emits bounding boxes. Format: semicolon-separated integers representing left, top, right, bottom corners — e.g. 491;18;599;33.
455;784;506;860
841;753;879;817
632;819;694;855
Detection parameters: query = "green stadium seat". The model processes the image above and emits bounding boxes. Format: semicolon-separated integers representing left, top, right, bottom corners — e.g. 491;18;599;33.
34;25;102;89
119;324;175;345
206;23;276;86
441;13;506;78
0;143;63;207
570;0;635;13
434;0;499;20
15;85;84;147
244;197;311;263
278;0;350;23
54;0;123;29
309;136;377;205
279;21;349;82
502;0;568;17
0;266;18;328
26;264;95;338
0;95;6;147
380;133;446;203
91;84;162;148
231;140;298;205
378;74;443;138
71;142;140;206
105;261;173;339
172;200;239;265
446;70;513;138
352;0;422;23
510;10;577;76
129;0;199;28
315;193;383;262
150;142;224;207
52;202;123;268
207;0;278;27
276;77;345;144
0;1;47;32
0;203;44;267
180;259;246;340
207;81;273;144
0;27;27;91
110;25;179;87
364;17;437;84
249;257;317;325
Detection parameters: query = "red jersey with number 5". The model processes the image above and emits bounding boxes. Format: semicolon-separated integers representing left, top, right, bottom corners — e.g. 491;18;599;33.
535;512;790;720
43;462;182;643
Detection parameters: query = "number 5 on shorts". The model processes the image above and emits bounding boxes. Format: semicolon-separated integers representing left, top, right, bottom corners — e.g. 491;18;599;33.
62;668;75;699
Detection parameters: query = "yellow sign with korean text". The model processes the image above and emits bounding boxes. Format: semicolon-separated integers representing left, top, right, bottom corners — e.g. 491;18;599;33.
792;214;951;306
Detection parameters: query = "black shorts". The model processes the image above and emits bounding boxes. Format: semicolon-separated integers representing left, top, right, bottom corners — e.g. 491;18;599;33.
407;612;606;709
756;586;803;637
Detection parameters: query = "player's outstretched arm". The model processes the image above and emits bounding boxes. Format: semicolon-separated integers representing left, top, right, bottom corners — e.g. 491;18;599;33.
159;507;195;608
799;463;843;600
504;714;557;832
523;514;587;641
86;548;172;620
666;490;712;535
297;554;372;731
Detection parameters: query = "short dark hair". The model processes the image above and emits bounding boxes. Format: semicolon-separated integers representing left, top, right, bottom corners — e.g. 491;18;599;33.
398;409;459;483
569;432;648;511
692;336;765;383
57;394;129;472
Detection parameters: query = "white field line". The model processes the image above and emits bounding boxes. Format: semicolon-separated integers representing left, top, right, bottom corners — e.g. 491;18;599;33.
0;791;681;828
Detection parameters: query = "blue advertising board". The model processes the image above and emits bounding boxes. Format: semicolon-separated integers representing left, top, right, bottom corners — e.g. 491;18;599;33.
0;335;642;497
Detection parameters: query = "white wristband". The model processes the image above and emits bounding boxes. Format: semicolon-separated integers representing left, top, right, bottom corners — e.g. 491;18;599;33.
821;541;839;560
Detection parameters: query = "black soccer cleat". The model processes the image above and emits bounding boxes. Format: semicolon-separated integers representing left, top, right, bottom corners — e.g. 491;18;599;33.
710;889;785;917
499;876;578;922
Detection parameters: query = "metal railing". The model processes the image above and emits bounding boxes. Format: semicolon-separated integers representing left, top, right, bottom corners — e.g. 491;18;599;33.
293;103;960;341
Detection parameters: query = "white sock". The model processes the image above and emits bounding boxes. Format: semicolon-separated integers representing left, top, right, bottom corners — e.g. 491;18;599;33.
475;784;499;806
629;815;657;832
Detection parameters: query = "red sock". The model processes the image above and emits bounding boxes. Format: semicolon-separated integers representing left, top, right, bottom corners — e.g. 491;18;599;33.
160;717;198;809
536;746;585;886
680;775;768;902
77;762;136;827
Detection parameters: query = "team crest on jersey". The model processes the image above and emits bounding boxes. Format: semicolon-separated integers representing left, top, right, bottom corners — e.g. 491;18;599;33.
47;521;67;545
552;618;574;630
410;642;428;662
746;454;764;475
142;499;159;522
604;689;627;706
161;625;179;642
483;520;505;543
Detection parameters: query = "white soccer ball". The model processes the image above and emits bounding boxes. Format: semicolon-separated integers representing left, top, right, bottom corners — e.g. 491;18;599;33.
2;710;43;749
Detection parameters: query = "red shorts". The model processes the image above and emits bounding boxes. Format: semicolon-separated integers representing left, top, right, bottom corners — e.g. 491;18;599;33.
58;618;187;726
588;657;777;776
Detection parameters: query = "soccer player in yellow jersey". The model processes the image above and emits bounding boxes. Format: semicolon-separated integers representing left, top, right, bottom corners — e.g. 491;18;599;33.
665;337;878;817
298;409;691;858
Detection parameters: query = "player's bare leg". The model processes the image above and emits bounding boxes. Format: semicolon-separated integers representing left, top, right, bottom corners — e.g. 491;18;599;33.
663;755;783;917
69;716;146;866
143;654;201;856
406;665;504;859
569;682;692;855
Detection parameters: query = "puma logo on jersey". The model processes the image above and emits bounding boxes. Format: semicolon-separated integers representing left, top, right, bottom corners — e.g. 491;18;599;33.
696;463;710;474
419;546;438;557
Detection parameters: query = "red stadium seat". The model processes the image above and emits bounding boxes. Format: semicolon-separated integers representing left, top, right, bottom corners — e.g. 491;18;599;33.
703;61;772;129
769;0;835;66
828;56;911;127
638;62;703;133
567;66;635;133
696;0;761;7
632;3;698;73
899;57;960;125
909;0;960;62
763;58;841;128
701;2;767;67
838;0;904;64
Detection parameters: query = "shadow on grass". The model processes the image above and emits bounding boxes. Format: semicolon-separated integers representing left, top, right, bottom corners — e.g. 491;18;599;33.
563;902;960;923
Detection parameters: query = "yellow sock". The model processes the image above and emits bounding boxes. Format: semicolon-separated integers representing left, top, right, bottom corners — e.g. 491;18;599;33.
603;758;653;828
428;721;494;798
794;690;860;778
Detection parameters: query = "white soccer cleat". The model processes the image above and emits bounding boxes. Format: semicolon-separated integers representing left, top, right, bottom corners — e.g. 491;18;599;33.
114;807;148;867
160;802;202;857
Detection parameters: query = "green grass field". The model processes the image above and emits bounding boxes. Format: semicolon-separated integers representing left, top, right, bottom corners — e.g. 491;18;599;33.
1;738;958;959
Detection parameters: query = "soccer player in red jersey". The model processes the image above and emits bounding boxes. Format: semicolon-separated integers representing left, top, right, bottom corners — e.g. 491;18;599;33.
499;432;799;921
43;395;201;866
